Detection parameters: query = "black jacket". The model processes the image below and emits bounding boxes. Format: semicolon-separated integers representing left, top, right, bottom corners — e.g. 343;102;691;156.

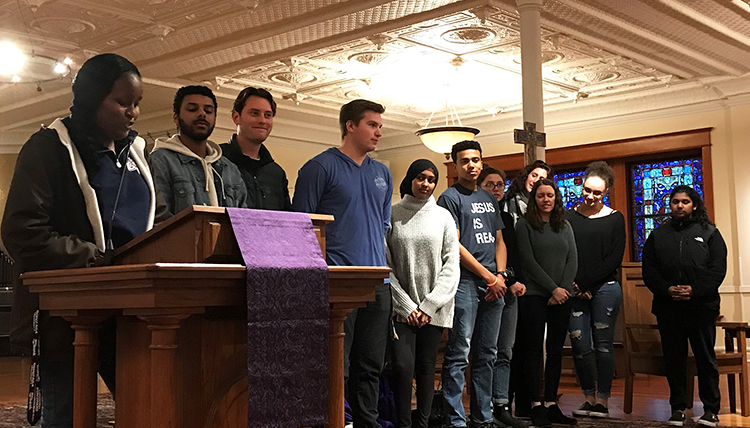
642;218;727;319
1;119;168;360
221;136;292;211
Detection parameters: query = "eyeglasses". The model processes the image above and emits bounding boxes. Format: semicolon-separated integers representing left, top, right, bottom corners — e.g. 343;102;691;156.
482;182;505;190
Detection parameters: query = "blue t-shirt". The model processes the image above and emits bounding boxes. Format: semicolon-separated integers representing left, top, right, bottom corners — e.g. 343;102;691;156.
292;148;392;267
437;183;504;282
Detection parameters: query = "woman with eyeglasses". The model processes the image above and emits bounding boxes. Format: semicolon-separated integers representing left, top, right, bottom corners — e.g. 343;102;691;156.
565;161;625;420
477;167;527;428
479;167;508;210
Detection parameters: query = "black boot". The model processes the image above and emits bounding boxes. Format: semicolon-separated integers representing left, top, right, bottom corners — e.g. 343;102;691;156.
546;404;577;425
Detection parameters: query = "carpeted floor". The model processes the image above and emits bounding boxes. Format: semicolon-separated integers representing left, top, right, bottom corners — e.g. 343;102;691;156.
0;395;113;428
0;402;742;428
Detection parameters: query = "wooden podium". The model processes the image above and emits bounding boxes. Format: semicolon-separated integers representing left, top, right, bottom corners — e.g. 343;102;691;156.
23;206;389;428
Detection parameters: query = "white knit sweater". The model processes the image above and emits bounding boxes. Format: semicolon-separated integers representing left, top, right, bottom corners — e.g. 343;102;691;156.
386;195;460;328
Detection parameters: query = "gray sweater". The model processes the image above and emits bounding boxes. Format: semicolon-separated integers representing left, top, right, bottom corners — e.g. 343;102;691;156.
515;217;578;298
386;195;460;328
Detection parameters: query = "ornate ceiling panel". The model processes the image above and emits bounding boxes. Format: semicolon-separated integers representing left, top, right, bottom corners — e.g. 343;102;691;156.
2;0;750;145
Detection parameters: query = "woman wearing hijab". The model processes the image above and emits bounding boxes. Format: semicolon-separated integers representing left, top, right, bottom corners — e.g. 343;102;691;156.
1;53;167;428
387;159;460;428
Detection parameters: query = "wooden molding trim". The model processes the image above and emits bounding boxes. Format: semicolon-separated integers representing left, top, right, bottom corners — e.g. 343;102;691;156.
446;128;712;180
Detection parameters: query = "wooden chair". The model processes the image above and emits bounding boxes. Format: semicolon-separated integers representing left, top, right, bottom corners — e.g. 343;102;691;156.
620;262;750;416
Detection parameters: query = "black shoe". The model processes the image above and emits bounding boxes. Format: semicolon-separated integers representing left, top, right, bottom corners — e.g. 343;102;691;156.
667;410;686;427
530;405;551;428
494;404;528;428
515;402;532;418
546;404;577;425
697;411;719;427
572;402;594;417
469;419;496;428
589;403;609;418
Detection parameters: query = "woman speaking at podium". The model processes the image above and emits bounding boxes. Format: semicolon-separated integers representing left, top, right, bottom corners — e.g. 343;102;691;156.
1;53;166;428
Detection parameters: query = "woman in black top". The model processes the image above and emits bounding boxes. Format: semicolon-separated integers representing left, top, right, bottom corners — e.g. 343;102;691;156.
566;162;625;419
642;185;726;428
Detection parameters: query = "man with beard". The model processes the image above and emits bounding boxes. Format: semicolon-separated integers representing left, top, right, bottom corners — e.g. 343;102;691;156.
150;85;248;215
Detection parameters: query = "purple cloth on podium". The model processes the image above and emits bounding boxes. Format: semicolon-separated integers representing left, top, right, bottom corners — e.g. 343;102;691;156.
226;208;330;428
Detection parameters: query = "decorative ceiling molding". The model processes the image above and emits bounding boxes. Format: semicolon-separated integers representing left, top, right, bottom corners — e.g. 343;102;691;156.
3;0;750;151
182;0;487;80
137;0;399;70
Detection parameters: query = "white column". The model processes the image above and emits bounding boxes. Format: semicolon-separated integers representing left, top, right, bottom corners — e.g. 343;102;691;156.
516;0;546;163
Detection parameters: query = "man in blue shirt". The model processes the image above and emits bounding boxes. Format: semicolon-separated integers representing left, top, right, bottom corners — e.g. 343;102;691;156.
293;99;392;428
438;140;508;428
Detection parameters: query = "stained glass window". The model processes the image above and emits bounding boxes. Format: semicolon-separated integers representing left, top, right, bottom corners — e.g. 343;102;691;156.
554;170;610;210
630;157;703;261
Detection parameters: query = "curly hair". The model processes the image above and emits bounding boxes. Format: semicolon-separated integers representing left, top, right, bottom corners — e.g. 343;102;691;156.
526;178;567;232
669;185;713;227
506;160;553;199
584;161;615;189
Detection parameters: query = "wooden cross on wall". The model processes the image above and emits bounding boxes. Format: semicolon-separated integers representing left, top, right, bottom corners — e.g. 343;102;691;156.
514;121;546;164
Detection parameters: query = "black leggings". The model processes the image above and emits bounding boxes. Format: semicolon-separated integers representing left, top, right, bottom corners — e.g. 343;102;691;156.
392;321;444;428
516;295;572;403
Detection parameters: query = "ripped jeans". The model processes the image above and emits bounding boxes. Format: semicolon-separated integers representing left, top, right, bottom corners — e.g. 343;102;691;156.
568;281;622;399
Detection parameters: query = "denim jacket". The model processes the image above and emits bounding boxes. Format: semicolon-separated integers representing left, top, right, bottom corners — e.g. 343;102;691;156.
150;135;248;216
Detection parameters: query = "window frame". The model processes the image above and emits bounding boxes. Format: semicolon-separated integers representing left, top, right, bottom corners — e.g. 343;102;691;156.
444;128;713;262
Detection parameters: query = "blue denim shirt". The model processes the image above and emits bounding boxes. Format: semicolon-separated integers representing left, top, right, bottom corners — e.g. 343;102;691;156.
150;148;248;216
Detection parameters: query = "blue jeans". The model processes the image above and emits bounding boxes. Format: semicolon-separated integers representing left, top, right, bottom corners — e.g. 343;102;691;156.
441;280;504;427
568;281;622;399
491;293;518;405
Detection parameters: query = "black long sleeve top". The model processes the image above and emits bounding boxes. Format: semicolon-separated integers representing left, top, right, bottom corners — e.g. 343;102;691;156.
567;209;626;294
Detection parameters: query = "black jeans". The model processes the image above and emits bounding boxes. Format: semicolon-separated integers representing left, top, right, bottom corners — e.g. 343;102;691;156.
347;284;392;428
516;295;571;403
392;322;443;428
657;311;721;414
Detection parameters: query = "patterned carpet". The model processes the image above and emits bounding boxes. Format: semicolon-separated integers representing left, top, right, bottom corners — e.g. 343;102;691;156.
0;401;742;428
0;395;113;428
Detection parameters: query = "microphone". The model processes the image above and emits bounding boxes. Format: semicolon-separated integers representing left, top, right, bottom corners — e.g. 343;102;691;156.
102;138;134;265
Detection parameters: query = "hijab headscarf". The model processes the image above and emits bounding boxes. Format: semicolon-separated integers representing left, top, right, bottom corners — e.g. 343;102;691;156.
399;159;438;198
